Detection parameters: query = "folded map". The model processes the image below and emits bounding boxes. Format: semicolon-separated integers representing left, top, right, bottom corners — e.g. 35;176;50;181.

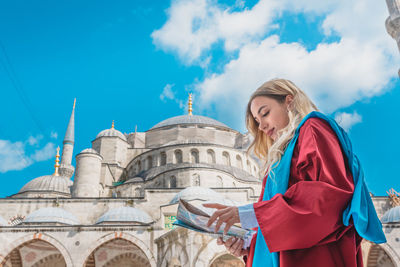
173;199;255;241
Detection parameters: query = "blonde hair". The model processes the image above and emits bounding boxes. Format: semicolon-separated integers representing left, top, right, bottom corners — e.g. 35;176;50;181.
246;78;318;177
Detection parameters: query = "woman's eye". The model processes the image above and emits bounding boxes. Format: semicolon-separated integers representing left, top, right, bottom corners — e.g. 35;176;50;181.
262;111;269;117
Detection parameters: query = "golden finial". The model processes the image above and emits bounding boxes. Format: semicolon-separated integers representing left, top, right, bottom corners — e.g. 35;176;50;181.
188;93;193;116
73;98;76;109
111;120;115;129
387;188;400;207
53;146;60;176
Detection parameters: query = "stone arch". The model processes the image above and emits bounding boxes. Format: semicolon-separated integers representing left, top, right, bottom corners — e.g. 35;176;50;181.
236;155;243;169
81;232;156;267
222;152;230;166
32;253;65;267
207;149;216;164
367;243;399;267
174;149;183;164
191;149;199;164
209;253;245;267
193;238;244;267
159;239;189;267
0;233;72;267
103;252;151;267
160;152;167;166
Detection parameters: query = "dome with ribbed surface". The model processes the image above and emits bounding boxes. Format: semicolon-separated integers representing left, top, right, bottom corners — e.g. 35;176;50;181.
96;128;127;141
170;186;222;204
24;207;79;225
149;115;230;131
381;206;400;223
96;207;153;224
19;175;72;195
0;215;8;226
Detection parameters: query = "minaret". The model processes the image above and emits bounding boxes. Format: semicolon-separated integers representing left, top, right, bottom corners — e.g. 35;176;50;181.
188;93;193;116
59;99;76;178
385;0;400;75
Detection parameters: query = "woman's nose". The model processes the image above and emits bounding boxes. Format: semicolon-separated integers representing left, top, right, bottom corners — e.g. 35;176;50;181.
259;121;267;131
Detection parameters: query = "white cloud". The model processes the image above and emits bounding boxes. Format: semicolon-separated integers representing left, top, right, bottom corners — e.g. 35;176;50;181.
160;83;176;101
31;143;56;162
0;139;56;173
50;131;58;139
151;0;281;64
27;135;43;146
153;0;399;130
335;111;362;131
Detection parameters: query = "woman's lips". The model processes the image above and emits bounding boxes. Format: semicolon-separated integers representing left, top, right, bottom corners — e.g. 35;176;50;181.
267;128;274;136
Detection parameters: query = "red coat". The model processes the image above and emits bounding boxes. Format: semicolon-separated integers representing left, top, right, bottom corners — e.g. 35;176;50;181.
245;118;363;267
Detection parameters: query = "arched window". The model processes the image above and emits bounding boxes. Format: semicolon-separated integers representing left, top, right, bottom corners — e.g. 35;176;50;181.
236;155;243;169
207;149;216;164
160;152;167;166
136;160;142;173
222;151;231;166
146;155;153;169
134;188;142;197
193;173;200;186
216;175;223;187
174;149;183;164
170;176;177;188
191;149;199;164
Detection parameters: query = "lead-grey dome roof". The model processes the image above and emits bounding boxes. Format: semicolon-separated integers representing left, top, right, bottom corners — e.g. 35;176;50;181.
149;115;230;131
24;207;79;225
19;175;72;195
96;128;127;141
381;206;400;223
96;207;153;224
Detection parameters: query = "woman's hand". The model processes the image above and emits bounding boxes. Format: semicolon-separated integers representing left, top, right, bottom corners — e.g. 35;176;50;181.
217;236;249;257
203;203;240;235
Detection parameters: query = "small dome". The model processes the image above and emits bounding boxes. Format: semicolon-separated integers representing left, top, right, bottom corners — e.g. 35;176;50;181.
19;175;72;195
381;206;400;223
96;128;127;141
96;207;153;224
24;207;79;225
0;215;8;226
80;148;100;154
149;115;230;131
170;186;222;204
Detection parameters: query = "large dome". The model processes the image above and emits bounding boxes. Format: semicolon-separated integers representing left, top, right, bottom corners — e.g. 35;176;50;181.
19;175;72;195
23;207;79;225
96;128;127;141
381;206;400;223
96;207;153;224
149;115;230;131
170;186;222;204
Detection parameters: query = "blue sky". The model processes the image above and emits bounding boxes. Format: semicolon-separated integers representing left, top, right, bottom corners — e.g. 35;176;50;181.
0;0;399;197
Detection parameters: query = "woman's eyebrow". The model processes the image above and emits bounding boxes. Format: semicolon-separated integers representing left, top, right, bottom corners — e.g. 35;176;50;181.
257;105;268;115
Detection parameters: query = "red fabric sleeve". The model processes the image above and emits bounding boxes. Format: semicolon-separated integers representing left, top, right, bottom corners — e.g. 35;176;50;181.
253;118;355;252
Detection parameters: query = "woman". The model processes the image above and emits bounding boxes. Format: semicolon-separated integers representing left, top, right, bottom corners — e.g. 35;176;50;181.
204;79;386;267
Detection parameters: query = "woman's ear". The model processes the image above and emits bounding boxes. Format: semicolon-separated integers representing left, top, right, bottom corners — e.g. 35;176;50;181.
285;95;294;107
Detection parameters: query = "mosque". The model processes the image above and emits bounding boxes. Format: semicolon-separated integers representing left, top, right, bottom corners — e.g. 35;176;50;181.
2;1;400;265
0;93;399;267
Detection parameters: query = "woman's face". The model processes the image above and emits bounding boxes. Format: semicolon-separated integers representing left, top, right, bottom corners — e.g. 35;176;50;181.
250;95;293;141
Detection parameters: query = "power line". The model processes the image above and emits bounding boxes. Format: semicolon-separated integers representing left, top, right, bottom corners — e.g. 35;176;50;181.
0;40;46;135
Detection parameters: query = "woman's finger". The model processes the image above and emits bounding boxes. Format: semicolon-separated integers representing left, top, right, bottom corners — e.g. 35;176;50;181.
202;203;227;209
217;237;224;245
207;209;224;227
